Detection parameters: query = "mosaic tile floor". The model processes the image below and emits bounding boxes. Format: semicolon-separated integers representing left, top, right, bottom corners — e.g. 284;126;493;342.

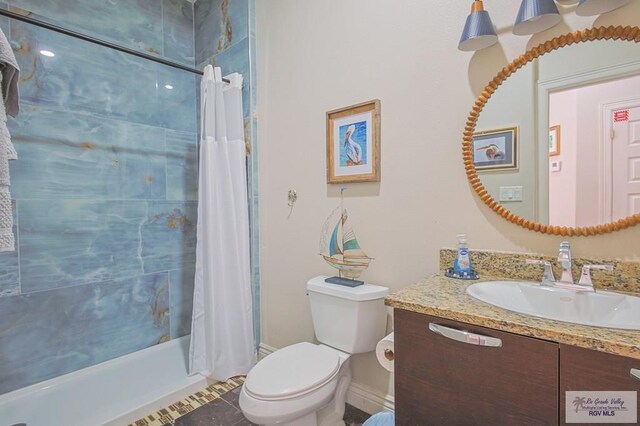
131;376;371;426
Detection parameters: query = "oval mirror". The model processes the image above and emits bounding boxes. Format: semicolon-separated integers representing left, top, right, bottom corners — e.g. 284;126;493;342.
464;26;640;236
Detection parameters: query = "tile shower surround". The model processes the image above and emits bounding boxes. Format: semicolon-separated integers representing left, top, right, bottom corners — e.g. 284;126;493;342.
0;5;197;395
2;0;195;66
0;0;258;396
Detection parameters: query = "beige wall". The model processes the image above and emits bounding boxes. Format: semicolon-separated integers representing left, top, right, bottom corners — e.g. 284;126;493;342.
256;0;640;402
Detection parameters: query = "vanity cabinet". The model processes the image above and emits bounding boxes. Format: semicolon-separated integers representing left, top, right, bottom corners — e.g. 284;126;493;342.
395;309;640;425
560;344;640;425
394;309;559;425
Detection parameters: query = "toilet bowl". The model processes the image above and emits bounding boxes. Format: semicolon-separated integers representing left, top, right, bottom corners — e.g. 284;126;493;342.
239;342;352;426
239;276;389;426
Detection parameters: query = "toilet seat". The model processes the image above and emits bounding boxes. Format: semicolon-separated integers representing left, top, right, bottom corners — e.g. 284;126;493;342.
245;342;341;401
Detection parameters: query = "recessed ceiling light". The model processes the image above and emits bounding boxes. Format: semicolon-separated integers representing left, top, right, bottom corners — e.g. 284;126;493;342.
39;50;55;57
164;84;174;90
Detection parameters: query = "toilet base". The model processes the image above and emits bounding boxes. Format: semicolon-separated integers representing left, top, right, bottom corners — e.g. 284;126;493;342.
240;357;352;426
268;366;351;426
317;364;351;426
280;412;318;426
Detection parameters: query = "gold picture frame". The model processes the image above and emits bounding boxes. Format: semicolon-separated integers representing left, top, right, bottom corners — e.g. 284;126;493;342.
472;126;518;171
549;125;561;156
326;99;380;183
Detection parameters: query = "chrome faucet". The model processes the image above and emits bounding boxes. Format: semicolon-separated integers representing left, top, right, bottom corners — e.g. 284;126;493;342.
578;264;614;287
554;241;595;291
526;242;613;292
525;259;555;286
557;241;573;284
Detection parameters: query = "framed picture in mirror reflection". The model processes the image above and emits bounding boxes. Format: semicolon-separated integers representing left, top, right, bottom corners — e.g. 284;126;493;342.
549;125;560;156
472;126;517;171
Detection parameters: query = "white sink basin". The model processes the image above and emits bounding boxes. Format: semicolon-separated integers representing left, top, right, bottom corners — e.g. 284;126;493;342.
466;281;640;330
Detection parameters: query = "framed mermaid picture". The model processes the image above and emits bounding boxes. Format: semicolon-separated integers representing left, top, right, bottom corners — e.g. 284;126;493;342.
326;99;380;183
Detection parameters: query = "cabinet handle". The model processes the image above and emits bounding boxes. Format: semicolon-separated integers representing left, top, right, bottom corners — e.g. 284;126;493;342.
428;323;502;347
631;368;640;381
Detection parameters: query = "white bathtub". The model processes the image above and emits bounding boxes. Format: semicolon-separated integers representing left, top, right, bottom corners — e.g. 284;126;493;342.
0;336;210;426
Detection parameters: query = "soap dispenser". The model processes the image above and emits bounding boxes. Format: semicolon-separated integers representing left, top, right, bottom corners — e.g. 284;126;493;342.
445;234;479;280
454;234;471;274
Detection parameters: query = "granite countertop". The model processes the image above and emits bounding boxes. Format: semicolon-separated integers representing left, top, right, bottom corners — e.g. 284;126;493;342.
385;273;640;360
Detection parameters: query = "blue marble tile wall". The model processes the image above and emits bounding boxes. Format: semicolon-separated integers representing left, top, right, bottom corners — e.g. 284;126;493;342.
194;0;260;345
2;0;195;66
0;1;199;395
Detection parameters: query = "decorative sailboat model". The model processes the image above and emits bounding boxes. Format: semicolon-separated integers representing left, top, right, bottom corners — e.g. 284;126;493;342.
319;189;372;286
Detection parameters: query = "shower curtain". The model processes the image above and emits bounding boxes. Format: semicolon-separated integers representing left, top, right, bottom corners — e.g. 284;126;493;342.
189;65;256;380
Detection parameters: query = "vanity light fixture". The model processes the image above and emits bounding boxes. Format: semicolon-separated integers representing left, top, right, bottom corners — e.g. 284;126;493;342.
513;0;561;35
458;0;498;51
576;0;631;16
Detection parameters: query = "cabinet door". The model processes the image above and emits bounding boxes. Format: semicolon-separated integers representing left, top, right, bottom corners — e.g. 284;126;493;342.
560;344;640;425
394;309;559;425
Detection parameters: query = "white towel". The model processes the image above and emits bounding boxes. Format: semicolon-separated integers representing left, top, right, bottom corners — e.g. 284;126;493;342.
0;73;16;162
0;26;19;118
0;186;13;252
0;126;13;251
0;54;17;252
0;126;15;251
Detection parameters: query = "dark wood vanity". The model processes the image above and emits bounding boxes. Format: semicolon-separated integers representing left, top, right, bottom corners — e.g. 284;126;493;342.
394;309;640;425
560;344;640;425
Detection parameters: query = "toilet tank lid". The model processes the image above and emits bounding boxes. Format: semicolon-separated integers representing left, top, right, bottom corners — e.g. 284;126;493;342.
307;276;389;301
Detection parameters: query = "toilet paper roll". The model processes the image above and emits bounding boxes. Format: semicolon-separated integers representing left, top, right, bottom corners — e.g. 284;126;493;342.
375;332;395;373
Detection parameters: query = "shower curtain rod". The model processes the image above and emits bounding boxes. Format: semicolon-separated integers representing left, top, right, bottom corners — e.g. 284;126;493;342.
0;8;230;83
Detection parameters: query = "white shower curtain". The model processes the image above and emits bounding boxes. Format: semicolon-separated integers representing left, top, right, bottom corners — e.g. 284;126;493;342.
189;65;256;380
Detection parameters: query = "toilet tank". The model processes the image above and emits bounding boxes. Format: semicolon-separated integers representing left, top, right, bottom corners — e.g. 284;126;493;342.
307;276;389;354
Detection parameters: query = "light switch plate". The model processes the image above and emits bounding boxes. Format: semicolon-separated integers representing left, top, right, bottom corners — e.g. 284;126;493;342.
499;186;523;202
550;160;562;172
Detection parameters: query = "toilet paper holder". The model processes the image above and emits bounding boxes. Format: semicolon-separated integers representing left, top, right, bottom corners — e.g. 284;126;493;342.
383;348;394;361
376;332;395;373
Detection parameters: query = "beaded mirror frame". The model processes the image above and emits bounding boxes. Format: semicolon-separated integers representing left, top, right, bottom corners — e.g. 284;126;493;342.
463;26;640;236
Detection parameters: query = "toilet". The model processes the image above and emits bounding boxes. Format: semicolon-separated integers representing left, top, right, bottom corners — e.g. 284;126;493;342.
239;275;389;426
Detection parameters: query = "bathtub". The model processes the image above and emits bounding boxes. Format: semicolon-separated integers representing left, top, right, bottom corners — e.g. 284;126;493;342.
0;336;210;426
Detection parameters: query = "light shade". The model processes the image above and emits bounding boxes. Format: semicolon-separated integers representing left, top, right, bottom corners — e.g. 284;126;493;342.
576;0;631;16
458;1;498;51
513;0;562;36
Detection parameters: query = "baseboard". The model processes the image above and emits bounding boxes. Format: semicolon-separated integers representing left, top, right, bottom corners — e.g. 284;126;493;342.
258;342;275;360
257;343;395;415
345;381;394;415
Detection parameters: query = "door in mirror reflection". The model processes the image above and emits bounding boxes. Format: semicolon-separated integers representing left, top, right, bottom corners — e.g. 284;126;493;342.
548;75;640;227
612;105;640;220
